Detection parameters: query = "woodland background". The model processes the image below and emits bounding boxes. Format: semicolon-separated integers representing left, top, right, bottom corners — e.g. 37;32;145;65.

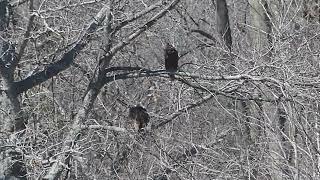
0;0;320;179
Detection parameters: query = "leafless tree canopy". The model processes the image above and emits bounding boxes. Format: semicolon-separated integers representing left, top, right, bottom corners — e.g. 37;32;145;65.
0;0;320;179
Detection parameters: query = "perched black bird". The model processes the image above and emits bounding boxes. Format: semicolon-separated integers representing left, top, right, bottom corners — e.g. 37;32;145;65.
164;43;179;80
129;105;150;131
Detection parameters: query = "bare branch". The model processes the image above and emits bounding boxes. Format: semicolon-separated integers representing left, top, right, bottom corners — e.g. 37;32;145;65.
81;125;127;132
112;1;162;34
39;0;104;13
43;1;181;179
9;0;28;7
190;29;217;42
104;68;283;87
153;93;215;129
13;4;110;95
101;68;285;103
14;1;37;68
102;0;181;60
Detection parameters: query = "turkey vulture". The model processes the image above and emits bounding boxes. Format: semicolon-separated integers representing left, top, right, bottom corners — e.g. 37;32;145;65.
164;43;179;80
129;105;150;131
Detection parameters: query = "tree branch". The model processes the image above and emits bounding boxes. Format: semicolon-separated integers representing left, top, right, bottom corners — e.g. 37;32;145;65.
13;4;110;95
81;124;127;133
102;68;286;102
14;0;36;68
190;29;217;42
112;1;162;34
153;93;215;129
101;0;181;60
43;1;181;179
104;68;282;87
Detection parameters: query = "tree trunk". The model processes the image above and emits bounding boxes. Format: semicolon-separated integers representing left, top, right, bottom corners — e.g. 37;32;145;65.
248;0;272;62
0;0;27;179
248;0;278;179
215;0;232;51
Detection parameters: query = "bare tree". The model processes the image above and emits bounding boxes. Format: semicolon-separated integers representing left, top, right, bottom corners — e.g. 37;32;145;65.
1;0;320;179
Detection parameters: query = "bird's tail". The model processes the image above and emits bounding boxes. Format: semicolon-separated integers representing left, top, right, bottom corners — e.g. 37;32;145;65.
169;74;175;81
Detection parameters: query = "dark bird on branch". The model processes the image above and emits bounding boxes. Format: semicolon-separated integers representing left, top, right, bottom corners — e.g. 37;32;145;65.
129;105;150;132
164;43;179;80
